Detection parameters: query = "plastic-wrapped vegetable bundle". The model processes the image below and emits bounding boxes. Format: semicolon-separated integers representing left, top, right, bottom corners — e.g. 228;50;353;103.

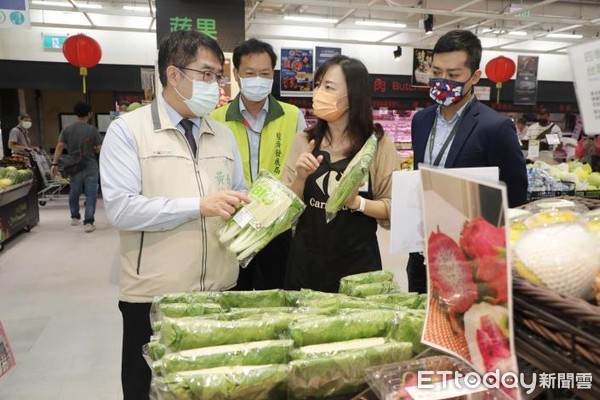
154;303;223;320
286;310;396;346
324;134;378;222
154;339;294;376
339;270;394;295
159;315;292;351
217;170;305;264
217;289;287;308
287;339;412;399
345;280;398;297
155;364;289;400
154;291;222;305
367;292;428;309
386;309;426;354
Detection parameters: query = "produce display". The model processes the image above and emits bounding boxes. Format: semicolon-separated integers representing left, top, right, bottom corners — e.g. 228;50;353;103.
217;170;305;264
527;160;599;193
148;272;426;399
325;134;378;222
511;198;600;299
0;166;34;189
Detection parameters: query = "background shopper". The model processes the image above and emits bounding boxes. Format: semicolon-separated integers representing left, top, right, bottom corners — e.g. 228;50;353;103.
8;113;35;156
50;102;102;232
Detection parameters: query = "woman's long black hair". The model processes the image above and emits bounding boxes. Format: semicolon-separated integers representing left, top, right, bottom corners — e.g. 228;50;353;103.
306;55;384;158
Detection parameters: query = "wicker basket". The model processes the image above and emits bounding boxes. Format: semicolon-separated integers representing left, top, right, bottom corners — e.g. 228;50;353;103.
514;196;600;368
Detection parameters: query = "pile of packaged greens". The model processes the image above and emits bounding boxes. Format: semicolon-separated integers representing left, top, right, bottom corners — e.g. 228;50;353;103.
147;271;427;399
217;170;305;265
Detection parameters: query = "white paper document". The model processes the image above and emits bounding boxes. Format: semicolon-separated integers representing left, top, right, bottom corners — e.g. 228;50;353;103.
390;166;499;254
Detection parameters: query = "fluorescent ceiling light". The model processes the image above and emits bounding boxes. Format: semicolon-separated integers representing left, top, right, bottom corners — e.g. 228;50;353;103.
356;20;406;28
547;33;583;39
74;2;103;9
32;0;71;7
283;15;338;24
123;5;156;12
507;31;528;36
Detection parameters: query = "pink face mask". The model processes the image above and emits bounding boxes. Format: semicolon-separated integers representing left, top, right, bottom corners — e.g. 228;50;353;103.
312;90;349;122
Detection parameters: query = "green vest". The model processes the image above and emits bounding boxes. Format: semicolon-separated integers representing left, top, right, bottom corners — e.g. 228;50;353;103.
211;94;299;186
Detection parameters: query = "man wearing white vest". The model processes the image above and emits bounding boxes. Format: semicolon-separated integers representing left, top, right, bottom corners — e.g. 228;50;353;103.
211;38;306;290
100;31;250;400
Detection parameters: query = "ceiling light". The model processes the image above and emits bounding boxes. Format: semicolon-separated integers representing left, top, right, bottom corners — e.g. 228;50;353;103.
284;15;338;24
356;20;406;29
123;5;156;12
547;32;583;39
507;31;528;36
32;0;71;7
393;46;402;60
424;14;434;34
482;28;493;33
74;2;103;9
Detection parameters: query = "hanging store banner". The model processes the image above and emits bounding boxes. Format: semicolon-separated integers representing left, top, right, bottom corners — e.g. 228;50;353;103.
513;55;539;105
315;46;341;69
0;0;30;29
569;40;600;136
419;165;519;400
280;48;314;97
155;0;244;52
412;48;434;87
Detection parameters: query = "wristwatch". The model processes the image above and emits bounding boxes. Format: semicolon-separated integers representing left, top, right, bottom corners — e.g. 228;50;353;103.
353;196;366;213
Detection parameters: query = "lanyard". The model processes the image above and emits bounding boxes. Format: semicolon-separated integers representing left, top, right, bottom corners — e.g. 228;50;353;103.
428;101;473;166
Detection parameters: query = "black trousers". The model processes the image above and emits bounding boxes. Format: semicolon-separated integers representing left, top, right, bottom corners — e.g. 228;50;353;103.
118;301;152;400
233;230;292;290
406;252;428;294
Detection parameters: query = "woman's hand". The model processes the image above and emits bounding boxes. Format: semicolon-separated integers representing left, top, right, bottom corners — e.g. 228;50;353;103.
295;139;323;180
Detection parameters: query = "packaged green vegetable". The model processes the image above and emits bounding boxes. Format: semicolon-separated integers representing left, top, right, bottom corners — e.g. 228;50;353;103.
217;170;305;266
325;134;378;222
155;364;289;400
159;315;291;351
217;289;287;308
339;270;394;295
154;339;293;375
287;340;412;399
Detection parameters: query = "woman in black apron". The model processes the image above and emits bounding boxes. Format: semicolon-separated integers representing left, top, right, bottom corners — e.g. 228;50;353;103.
282;55;399;293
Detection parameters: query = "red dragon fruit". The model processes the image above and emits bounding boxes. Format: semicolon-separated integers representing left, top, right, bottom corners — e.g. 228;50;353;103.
428;230;478;315
459;217;506;283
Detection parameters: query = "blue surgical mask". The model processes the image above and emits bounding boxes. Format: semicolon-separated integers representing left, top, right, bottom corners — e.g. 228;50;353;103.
175;70;220;117
240;77;273;102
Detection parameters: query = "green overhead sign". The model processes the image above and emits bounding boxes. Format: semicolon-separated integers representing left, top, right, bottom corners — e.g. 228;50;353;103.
42;34;67;50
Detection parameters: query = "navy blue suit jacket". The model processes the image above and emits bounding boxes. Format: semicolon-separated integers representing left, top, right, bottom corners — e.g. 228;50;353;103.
411;99;528;207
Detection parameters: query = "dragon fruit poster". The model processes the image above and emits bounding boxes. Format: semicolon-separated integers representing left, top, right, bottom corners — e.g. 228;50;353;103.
419;166;519;400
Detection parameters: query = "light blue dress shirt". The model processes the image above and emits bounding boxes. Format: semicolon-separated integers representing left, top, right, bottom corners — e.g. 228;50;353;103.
100;95;247;232
424;98;474;166
239;97;307;180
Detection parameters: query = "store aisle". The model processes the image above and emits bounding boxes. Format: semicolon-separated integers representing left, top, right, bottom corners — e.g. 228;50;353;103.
0;197;408;400
0;198;122;400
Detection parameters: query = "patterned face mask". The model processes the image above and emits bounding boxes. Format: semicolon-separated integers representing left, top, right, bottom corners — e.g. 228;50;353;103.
429;77;472;107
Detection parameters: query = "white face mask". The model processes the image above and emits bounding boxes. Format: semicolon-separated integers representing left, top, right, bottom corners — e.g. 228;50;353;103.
21;121;32;129
240;77;273;102
175;70;220;117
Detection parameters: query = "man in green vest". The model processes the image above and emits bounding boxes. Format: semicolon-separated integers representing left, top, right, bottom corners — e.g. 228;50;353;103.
211;38;306;290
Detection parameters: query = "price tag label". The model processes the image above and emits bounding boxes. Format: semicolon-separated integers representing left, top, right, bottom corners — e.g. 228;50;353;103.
528;140;540;158
546;133;560;145
233;207;253;228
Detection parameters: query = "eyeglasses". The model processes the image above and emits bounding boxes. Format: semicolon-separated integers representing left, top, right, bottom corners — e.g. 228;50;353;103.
176;66;229;86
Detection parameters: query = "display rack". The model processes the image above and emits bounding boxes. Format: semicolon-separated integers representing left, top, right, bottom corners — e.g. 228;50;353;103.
0;179;40;251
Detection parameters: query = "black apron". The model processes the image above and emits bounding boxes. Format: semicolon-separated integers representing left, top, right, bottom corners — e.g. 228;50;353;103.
284;150;382;293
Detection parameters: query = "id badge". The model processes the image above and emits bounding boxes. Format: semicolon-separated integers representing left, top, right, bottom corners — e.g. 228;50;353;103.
528;140;540;158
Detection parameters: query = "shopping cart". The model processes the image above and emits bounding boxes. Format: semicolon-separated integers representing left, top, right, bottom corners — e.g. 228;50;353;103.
30;150;70;206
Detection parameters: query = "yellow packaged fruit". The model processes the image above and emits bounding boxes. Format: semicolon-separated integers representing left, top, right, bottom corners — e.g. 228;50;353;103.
507;208;531;243
524;209;580;229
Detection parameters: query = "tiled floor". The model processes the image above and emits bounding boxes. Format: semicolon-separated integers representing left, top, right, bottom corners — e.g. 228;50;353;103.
0;196;408;400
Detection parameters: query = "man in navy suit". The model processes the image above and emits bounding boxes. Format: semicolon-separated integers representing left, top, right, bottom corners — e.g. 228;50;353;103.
407;30;527;293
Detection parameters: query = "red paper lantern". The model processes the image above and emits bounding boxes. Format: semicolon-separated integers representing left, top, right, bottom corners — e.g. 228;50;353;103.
485;56;516;103
62;34;102;93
